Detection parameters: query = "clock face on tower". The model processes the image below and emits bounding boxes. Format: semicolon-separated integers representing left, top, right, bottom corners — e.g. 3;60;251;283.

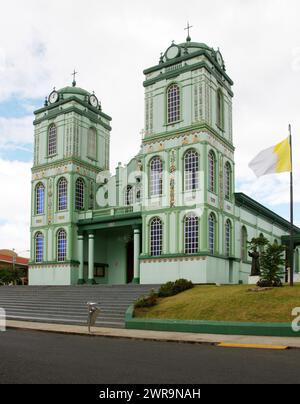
216;51;223;68
89;94;98;108
48;90;59;104
166;45;180;60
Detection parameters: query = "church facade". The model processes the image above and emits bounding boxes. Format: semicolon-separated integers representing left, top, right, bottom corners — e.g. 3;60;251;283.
28;36;300;286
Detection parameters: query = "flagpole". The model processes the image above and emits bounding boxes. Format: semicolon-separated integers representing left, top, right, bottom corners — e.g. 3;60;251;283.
289;124;294;287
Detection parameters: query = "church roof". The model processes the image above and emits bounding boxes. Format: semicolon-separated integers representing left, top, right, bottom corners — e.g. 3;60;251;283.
177;41;211;51
143;37;233;87
235;193;300;233
58;86;90;97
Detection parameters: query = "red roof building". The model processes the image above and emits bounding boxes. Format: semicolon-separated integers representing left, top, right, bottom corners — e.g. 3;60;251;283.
0;250;29;284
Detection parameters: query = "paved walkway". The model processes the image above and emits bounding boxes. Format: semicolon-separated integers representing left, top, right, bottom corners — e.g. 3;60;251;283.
5;320;300;349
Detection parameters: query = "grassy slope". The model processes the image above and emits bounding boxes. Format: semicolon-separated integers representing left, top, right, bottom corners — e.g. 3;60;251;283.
135;284;300;323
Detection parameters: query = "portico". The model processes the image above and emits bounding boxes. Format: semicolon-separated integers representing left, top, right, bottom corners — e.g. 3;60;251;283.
77;213;142;285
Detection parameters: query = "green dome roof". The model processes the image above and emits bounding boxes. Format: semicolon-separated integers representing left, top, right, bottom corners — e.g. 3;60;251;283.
178;41;211;51
58;86;90;97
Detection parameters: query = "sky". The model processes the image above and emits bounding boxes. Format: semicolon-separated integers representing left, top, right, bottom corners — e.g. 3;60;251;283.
0;0;300;257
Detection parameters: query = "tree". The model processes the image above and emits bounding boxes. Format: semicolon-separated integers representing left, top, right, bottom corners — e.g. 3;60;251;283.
0;267;25;286
257;243;286;287
248;235;269;253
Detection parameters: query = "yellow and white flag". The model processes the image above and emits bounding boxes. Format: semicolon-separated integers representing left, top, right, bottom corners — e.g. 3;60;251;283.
248;137;291;178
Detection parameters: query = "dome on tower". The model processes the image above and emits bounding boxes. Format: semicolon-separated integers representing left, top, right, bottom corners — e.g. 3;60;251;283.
178;41;212;52
58;86;90;101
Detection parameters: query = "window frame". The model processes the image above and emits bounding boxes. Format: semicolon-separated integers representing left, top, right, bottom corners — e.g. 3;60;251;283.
48;124;57;157
225;219;232;257
208;150;216;193
57;229;67;263
125;185;134;206
150;217;163;257
75;178;85;211
167;84;180;124
149;157;163;197
184;149;199;191
35;182;45;215
87;127;97;161
208;213;216;254
35;232;44;263
184;214;199;254
57;177;68;212
224;162;232;200
216;89;224;129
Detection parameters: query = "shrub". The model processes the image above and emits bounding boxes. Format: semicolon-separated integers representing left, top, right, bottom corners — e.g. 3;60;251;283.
134;290;158;308
258;243;285;288
158;279;193;297
158;281;176;297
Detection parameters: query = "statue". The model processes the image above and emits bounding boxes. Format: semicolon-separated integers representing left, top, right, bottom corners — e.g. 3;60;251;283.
248;247;260;276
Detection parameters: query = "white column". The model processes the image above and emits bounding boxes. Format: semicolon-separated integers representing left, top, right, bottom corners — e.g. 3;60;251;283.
88;232;95;284
133;228;141;284
77;234;84;284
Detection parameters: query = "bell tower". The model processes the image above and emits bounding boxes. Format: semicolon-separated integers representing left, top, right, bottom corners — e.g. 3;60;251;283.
143;37;234;145
138;33;236;276
29;79;112;285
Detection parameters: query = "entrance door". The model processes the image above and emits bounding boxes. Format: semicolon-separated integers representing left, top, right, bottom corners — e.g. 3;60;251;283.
126;240;134;283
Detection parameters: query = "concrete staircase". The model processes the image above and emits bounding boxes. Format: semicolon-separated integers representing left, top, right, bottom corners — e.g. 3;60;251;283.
0;285;158;328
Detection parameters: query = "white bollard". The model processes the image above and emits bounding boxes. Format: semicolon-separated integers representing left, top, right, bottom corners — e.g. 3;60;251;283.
0;308;6;332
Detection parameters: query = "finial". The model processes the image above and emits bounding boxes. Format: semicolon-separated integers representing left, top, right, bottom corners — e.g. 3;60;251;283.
184;21;193;42
71;69;78;87
44;97;48;107
159;52;164;64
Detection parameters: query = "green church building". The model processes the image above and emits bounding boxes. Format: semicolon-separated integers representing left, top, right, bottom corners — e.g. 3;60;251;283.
29;35;300;286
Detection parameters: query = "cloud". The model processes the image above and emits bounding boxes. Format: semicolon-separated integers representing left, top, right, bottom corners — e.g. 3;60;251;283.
0;115;33;152
0;159;31;256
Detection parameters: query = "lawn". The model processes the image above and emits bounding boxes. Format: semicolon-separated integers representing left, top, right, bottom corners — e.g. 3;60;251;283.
135;284;300;323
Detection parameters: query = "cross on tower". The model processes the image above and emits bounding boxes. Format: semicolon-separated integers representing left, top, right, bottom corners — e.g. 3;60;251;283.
184;22;193;42
71;69;78;87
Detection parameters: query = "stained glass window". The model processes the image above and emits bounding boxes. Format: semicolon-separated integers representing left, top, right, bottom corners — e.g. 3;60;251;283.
167;84;180;124
150;217;162;256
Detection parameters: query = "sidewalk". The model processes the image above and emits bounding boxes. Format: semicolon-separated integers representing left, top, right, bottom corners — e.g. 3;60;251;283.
5;320;300;349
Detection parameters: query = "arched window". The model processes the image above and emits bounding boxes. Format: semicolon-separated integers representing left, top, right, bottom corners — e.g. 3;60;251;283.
87;127;97;160
150;157;163;197
225;219;232;257
57;229;67;262
274;239;278;246
35;232;44;263
217;90;224;128
208;151;216;192
209;213;216;254
75;178;85;211
48;124;57;156
125;185;134;206
224;162;231;200
241;226;248;261
58;177;68;211
184;149;199;191
167;84;180;124
185;214;199;254
150;217;162;256
35;183;45;215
